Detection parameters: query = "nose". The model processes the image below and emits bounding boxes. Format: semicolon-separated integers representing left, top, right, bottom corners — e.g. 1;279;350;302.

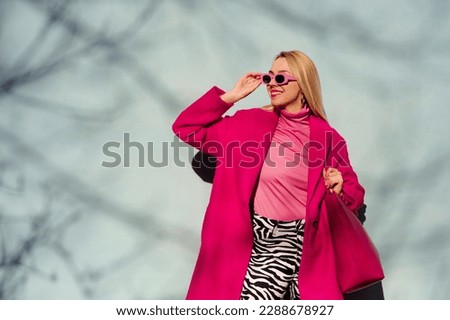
267;78;278;86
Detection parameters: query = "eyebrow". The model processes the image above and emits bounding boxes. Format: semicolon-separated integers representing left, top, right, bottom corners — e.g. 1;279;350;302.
268;69;291;74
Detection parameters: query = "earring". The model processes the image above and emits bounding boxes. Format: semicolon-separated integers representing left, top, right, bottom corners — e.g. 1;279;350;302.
301;94;308;107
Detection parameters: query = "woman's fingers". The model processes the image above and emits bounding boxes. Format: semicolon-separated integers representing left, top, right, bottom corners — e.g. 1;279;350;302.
241;73;262;87
221;73;262;104
234;73;262;99
243;72;262;79
323;167;343;194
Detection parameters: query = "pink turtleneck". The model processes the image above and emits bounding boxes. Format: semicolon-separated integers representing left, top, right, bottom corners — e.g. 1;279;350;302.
253;106;311;221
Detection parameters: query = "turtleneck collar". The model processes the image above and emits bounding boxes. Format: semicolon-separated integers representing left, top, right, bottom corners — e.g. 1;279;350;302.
280;106;311;121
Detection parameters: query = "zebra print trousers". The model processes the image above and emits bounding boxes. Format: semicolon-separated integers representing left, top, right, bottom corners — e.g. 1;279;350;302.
240;212;305;300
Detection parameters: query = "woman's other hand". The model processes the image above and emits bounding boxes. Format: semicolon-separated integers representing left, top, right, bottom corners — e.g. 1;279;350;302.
323;167;343;195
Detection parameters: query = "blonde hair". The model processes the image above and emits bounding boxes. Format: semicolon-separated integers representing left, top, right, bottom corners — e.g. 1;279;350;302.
275;50;327;121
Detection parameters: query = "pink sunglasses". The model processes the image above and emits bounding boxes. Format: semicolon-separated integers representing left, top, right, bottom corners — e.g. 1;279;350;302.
261;73;297;85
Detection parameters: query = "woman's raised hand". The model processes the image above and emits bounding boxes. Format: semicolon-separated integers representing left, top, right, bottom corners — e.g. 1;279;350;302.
220;73;262;104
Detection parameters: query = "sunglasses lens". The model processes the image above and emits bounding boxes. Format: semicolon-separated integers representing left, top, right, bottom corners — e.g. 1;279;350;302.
262;74;271;84
275;74;285;84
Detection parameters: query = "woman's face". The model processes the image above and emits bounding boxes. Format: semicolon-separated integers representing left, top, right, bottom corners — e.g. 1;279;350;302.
266;57;303;111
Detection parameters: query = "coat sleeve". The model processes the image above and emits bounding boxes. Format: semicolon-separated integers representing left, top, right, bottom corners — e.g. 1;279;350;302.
328;131;365;213
172;86;234;157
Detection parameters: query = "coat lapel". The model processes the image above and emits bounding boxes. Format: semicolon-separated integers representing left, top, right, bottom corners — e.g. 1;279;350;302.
254;109;279;157
306;116;329;206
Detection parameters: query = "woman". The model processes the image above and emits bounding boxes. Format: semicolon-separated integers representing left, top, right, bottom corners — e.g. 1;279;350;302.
172;50;365;300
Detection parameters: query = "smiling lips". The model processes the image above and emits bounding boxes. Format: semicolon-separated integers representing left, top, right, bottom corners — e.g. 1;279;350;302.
270;90;283;98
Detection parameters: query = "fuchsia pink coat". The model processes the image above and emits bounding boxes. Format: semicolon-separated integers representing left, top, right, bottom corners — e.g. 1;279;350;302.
172;87;365;300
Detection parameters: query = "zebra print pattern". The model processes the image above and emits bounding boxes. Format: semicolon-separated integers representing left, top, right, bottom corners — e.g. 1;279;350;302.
240;212;305;300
